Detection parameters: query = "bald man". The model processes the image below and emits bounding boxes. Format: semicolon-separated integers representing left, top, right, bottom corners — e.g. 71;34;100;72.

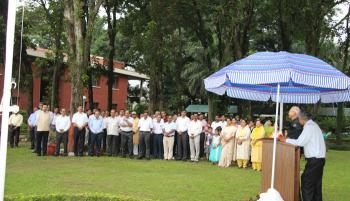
286;106;303;139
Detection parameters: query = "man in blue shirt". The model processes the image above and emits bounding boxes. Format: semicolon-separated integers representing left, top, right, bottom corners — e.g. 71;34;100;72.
27;107;38;150
88;110;104;157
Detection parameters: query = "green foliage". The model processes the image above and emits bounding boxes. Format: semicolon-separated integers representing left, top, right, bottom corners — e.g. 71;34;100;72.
5;193;153;201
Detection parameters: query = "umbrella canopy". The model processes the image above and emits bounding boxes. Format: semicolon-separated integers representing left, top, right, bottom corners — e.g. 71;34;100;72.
204;51;350;103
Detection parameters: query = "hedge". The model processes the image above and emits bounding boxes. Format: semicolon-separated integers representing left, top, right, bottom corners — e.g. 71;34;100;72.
5;193;156;201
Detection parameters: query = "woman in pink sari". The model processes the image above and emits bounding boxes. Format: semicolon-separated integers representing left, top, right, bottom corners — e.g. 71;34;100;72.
218;118;237;167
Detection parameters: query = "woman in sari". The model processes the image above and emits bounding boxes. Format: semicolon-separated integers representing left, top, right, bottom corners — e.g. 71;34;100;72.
251;119;265;171
218;118;237;167
236;119;251;168
264;119;274;138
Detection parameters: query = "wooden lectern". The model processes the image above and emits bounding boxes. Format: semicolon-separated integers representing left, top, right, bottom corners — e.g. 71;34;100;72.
261;139;300;201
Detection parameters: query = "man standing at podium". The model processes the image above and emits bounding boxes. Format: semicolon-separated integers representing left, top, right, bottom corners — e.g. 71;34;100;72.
285;106;303;139
283;111;326;201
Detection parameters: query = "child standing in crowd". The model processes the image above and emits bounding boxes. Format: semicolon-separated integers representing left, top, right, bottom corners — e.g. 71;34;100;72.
204;126;213;160
209;126;222;164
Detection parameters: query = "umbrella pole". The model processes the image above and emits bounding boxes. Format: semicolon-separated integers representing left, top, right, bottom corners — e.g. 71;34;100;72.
271;83;281;189
279;102;283;133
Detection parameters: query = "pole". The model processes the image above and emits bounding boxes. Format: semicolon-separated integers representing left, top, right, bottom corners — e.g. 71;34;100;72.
0;0;18;199
16;1;25;105
279;102;283;133
270;83;280;189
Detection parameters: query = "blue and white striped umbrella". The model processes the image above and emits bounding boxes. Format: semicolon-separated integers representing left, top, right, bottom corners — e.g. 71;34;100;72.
204;51;350;103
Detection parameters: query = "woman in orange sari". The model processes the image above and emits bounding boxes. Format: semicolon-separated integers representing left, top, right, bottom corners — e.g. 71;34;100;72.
218;118;237;168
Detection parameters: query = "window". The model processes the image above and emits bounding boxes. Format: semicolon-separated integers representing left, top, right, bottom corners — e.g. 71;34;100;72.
92;74;100;87
93;102;99;109
11;96;19;105
112;76;119;89
112;104;117;110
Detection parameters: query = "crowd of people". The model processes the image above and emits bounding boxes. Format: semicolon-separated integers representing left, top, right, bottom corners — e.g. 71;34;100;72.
8;103;326;201
13;104;304;168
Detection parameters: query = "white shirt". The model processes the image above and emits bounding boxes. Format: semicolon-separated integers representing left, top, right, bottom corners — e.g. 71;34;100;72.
55;115;71;133
138;117;153;132
164;121;176;136
52;113;59;125
153;120;165;134
286;120;326;158
9;113;23;127
72;112;89;128
211;121;223;131
105;116;120;135
176;116;190;133
119;117;133;132
188;120;203;137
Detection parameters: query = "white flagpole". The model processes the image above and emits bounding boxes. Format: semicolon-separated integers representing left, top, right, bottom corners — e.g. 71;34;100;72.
0;0;18;199
271;83;280;189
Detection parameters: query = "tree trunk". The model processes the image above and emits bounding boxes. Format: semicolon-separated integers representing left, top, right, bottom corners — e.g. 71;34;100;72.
87;68;94;110
105;0;117;111
335;103;344;145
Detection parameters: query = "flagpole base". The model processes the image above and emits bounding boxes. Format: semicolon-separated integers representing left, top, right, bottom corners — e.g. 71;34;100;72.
258;188;284;201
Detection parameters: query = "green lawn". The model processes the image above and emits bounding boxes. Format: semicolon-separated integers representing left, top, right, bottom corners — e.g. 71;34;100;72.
4;147;350;201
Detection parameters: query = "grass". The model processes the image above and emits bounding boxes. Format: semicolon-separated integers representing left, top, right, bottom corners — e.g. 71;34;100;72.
4;146;350;201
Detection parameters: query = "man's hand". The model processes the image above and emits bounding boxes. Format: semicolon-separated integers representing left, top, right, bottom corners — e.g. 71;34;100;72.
279;135;286;143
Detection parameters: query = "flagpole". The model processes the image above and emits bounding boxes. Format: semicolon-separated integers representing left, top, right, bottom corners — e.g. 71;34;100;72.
0;0;18;199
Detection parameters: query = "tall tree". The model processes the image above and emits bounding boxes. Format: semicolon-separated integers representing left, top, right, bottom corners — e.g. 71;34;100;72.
64;0;103;112
37;0;64;109
104;0;119;111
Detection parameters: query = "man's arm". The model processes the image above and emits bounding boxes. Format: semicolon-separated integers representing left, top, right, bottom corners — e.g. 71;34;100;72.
64;118;71;132
286;125;311;147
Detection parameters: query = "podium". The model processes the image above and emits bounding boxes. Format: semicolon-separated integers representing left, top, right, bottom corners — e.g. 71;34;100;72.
261;139;300;201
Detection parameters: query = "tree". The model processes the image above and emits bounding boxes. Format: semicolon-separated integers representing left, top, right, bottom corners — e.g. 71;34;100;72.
64;0;103;113
336;4;350;145
104;0;119;111
36;0;64;109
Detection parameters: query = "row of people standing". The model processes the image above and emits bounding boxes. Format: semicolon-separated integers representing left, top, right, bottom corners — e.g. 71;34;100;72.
205;117;265;170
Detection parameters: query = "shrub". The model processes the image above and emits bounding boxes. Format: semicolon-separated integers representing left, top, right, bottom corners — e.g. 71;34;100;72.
5;193;155;201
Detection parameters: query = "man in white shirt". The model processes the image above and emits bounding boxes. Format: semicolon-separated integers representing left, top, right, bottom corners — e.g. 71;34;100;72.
163;115;176;160
54;108;71;156
8;106;23;148
138;110;153;160
72;106;89;156
153;114;165;159
120;110;134;158
51;107;60;131
176;111;190;161
282;111;326;201
105;109;120;156
188;114;203;162
211;115;223;131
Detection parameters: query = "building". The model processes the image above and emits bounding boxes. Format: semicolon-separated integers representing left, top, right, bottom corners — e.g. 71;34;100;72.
0;48;149;112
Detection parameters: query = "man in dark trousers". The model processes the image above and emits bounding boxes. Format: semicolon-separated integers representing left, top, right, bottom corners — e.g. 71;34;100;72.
282;111;326;201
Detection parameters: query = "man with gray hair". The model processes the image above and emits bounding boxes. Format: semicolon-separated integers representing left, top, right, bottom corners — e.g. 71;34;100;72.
286;106;303;139
282;111;326;201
